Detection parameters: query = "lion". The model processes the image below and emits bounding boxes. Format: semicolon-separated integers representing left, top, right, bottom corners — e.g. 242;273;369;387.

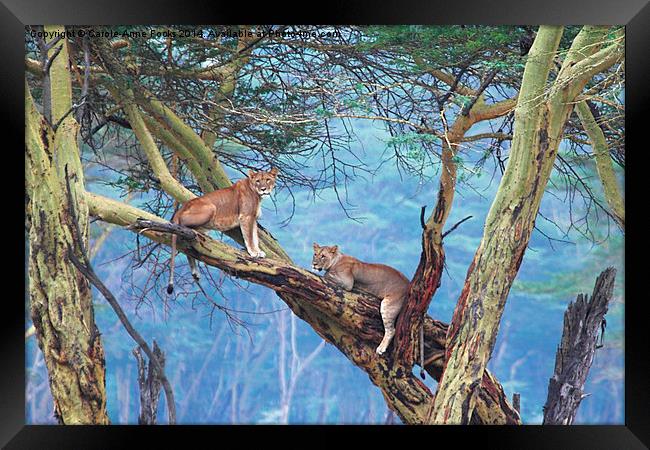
312;243;410;355
167;167;278;294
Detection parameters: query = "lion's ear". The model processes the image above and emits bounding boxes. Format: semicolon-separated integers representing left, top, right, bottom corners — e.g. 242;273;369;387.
248;169;256;178
270;167;279;176
331;245;339;253
313;242;320;250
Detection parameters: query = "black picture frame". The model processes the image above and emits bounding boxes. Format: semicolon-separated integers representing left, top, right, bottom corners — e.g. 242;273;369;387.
5;1;648;448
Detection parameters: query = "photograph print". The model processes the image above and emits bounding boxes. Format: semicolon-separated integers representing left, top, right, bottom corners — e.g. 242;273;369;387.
25;24;625;426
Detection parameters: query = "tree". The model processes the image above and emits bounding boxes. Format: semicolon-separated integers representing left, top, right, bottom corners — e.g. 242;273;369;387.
430;25;623;424
25;25;623;424
25;25;109;424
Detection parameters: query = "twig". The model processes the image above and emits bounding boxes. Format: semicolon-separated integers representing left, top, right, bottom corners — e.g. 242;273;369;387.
52;96;87;132
42;45;63;76
442;215;473;239
461;68;499;116
420;205;427;229
42;34;64;52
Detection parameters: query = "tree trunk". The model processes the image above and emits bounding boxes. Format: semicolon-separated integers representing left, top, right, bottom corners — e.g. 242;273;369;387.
25;25;109;424
543;268;616;425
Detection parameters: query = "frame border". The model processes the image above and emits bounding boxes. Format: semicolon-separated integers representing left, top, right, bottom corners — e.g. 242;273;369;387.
6;1;648;448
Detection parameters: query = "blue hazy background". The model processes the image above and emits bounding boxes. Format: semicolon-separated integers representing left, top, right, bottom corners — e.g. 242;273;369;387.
26;117;624;425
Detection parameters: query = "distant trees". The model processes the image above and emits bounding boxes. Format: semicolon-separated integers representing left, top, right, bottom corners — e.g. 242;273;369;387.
25;25;624;424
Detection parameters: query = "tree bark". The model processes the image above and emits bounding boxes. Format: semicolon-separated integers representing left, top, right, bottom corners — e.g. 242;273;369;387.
542;268;616;425
25;25;109;424
133;341;166;425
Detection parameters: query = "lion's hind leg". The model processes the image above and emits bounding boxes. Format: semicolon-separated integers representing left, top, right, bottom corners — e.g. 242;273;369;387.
169;201;215;293
188;255;200;281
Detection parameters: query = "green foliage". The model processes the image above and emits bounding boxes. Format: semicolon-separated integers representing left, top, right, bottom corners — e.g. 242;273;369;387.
107;176;148;192
385;132;440;162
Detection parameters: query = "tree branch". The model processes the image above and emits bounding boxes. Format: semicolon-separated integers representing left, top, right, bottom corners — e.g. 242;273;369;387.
442;215;473;239
575;101;624;230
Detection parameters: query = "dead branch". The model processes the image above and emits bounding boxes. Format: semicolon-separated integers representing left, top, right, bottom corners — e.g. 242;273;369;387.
542;267;616;425
133;341;167;425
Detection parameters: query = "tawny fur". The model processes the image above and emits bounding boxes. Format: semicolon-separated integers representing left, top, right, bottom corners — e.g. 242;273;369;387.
167;168;278;294
312;243;409;355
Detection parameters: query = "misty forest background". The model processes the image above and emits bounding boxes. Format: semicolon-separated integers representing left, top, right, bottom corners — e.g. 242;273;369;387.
25;25;624;424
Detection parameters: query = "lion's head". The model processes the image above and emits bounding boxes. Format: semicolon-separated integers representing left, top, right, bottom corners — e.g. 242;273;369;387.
312;243;340;271
247;167;278;197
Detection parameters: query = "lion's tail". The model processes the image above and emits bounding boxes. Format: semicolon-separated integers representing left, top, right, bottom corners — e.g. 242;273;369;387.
419;317;426;380
167;214;179;294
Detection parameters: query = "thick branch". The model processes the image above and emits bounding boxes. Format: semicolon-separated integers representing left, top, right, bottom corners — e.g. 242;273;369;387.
105;85;196;203
141;114;215;194
135;91;233;189
560;36;624;90
575;101;624;229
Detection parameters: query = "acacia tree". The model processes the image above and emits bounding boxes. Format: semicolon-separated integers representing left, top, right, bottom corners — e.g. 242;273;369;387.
430;25;623;423
25;24;623;424
25;25;109;424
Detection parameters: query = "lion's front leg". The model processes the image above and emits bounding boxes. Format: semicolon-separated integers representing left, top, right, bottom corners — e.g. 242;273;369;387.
326;271;354;291
376;296;402;355
252;220;265;258
239;216;265;258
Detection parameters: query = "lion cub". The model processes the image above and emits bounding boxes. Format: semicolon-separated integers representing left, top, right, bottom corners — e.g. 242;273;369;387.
312;243;410;355
167;168;278;294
